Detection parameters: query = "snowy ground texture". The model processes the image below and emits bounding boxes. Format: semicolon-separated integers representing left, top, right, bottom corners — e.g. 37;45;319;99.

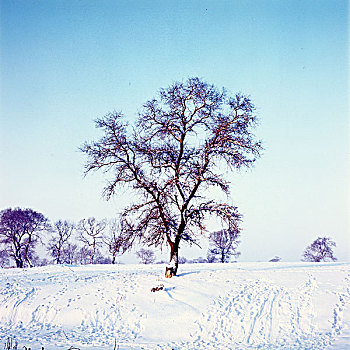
1;262;349;350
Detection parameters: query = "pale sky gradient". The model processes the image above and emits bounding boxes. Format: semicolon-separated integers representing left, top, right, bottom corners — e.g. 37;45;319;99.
1;0;349;262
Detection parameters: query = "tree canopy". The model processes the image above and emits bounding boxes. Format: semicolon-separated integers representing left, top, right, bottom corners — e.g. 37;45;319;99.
81;78;262;276
0;207;49;268
208;228;241;263
302;237;337;262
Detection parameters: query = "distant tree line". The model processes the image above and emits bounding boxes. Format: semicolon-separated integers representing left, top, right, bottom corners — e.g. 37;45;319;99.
0;207;337;268
0;207;122;268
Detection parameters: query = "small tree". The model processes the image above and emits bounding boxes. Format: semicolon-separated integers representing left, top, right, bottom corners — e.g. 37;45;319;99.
191;256;208;264
208;228;241;263
48;220;75;264
61;243;79;264
37;257;50;266
77;217;106;264
178;256;187;264
302;237;337;262
0;208;50;268
0;247;10;267
104;219;124;264
206;253;216;263
94;254;112;264
76;246;92;265
81;78;262;277
136;248;155;264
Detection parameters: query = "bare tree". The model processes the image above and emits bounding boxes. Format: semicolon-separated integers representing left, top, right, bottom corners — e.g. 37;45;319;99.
48;220;75;264
206;253;216;263
61;243;79;264
178;256;187;264
94;254;112;264
136;248;155;264
104;219;124;264
81;78;262;277
190;256;208;264
76;245;91;265
0;247;10;267
302;237;337;262
0;208;50;268
208;228;241;263
77;217;106;264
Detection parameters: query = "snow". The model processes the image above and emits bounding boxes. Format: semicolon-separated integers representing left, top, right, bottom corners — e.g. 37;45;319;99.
0;262;349;349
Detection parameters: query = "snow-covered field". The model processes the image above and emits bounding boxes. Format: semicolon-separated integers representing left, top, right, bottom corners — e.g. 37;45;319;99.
1;262;349;350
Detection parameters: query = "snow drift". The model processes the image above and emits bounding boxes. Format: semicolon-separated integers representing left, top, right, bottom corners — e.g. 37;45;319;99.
0;262;349;349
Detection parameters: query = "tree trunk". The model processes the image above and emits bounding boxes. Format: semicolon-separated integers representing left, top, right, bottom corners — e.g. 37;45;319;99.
56;250;61;264
15;256;23;268
14;239;23;268
165;241;179;278
90;243;94;264
26;256;34;268
24;243;34;268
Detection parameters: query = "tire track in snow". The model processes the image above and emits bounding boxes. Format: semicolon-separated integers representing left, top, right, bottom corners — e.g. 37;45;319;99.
1;286;36;327
267;289;279;342
246;293;268;344
194;278;320;348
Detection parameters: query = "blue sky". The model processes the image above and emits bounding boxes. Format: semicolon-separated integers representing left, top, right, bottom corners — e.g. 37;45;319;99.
1;0;349;262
